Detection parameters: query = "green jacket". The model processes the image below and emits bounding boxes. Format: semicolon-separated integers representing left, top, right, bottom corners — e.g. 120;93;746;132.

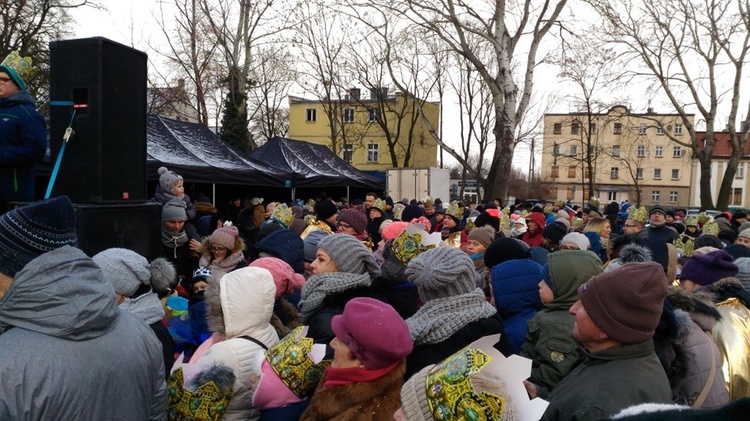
541;341;672;421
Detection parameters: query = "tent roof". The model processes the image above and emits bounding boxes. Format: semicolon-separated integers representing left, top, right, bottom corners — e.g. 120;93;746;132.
249;136;385;189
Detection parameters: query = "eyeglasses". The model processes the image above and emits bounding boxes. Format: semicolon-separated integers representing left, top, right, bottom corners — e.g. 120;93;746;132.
0;77;12;85
338;222;353;230
210;245;227;253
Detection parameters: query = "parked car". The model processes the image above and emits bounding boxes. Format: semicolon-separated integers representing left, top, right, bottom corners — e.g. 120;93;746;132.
685;209;722;219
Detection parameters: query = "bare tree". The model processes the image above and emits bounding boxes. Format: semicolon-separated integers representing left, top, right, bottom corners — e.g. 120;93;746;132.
586;0;750;210
246;44;296;142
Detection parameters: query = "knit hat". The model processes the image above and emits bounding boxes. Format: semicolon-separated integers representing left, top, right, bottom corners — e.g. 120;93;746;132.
737;229;750;242
0;196;77;277
161;198;187;221
338;208;367;234
724;244;750;260
382;221;409;241
401;204;425;223
560;232;590;250
93;248;175;297
331;298;412;369
255;229;306;274
249;257;305;299
209;225;239;250
467;225;496;249
157;166;183;195
317;233;380;278
556;209;570;220
0;51;32;90
680;250;739;286
406;247;480;302
650;205;666;216
484;238;530;269
314;199;338;221
303;229;330;263
542;221;568;245
579;262;668;344
733;257;750;290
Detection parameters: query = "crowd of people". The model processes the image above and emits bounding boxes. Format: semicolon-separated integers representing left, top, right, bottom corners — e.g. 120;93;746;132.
2;169;750;420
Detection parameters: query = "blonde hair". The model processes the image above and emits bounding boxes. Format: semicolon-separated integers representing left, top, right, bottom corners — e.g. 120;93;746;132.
583;217;609;234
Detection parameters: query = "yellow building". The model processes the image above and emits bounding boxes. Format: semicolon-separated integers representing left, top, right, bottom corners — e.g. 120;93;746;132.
540;105;695;208
287;88;439;172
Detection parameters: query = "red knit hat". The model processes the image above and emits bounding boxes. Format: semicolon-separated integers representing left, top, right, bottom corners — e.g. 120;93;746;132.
337;208;367;235
382;221;409;241
249;257;305;298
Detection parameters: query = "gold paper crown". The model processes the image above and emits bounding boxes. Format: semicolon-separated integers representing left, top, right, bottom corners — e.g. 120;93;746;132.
571;217;584;228
627;206;648;224
543;204;554;215
269;203;294;229
391;226;439;265
674;238;695;257
446;201;463;220
424;347;508;420
588;197;600;207
393;203;405;221
465;217;476;233
520;210;530;219
697;212;711;226
702;221;719;236
501;206;511;216
266;327;330;397
554;199;564;207
423;197;435;208
499;213;511;230
1;51;33;89
167;368;233;420
684;215;699;227
372;198;387;213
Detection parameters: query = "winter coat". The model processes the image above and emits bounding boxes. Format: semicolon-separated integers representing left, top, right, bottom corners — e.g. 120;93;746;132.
521;212;546;248
305;285;374;359
162;222;201;287
193;267;280;421
491;259;544;354
667;288;728;408
120;292;176;377
541;341;672;421
648;223;680;244
150;185;197;220
0;91;47;202
300;361;406;421
0;246;167;420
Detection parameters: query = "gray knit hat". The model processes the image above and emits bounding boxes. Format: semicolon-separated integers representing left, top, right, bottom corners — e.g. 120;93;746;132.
317;233;380;278
158;166;183;195
161;198;187;221
405;246;479;302
93;248;176;297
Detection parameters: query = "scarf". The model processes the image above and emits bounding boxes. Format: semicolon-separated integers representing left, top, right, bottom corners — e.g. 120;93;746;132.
162;227;188;258
199;250;245;272
299;272;371;323
510;226;527;237
323;361;399;388
406;288;496;346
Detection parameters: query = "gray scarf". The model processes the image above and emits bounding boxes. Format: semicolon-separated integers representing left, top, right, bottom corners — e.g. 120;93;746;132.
407;288;497;346
299;272;371;323
161;227;188;258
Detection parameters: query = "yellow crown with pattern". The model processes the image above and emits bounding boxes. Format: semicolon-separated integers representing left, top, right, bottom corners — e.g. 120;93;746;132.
167;367;233;421
697;212;711;226
684;215;698;227
702;220;719;236
269;203;294;229
554;199;564;207
446;201;463;221
266;327;331;398
501;206;511;216
543;204;554;215
391;226;440;265
499;213;511;230
0;51;33;90
674;238;695;258
423;197;435;208
627;206;648;224
520;210;530;219
372;198;387;213
465;217;476;233
588;197;600;208
571;217;584;228
393;203;405;221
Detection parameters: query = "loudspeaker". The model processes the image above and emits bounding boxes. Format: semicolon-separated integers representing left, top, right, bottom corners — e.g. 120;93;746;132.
74;202;162;261
49;37;148;203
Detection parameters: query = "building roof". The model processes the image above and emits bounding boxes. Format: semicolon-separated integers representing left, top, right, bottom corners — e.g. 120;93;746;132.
696;131;750;157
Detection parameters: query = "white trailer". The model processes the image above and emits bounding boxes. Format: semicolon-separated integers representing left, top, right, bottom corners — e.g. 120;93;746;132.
386;167;451;202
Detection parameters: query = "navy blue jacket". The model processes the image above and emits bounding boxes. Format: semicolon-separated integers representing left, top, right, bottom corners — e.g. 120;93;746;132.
0;91;46;202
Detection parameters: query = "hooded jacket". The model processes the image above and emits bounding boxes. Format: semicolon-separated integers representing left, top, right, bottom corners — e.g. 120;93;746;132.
0;246;167;420
521;212;546;248
491;259;544;354
0;90;47;202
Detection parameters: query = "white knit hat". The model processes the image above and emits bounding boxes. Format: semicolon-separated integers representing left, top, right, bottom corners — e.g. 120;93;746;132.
560;232;590;250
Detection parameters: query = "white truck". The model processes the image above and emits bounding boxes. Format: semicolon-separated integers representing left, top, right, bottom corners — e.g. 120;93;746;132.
386;167;451;202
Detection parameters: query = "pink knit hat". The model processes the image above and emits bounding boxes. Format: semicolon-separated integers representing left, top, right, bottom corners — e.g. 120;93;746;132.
382;221;409;241
209;225;238;250
249;257;305;298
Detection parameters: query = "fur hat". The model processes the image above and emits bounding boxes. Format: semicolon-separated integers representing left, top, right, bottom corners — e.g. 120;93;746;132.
0;51;32;90
317;233;380;278
560;232;590;250
406;247;479;302
680;250;739;286
0;196;77;277
161;198;187;221
331;298;412;369
249;257;305;299
157;166;183;195
543;221;568;245
579;262;668;344
484;238;530;269
314;199;338;221
93;248;175;297
209;225;239;251
337;208;367;235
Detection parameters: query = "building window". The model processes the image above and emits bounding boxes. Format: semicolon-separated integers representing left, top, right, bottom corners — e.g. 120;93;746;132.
637;145;646;157
655;146;663;157
610;167;619;179
737;164;745;179
652;190;660;202
366;143;379;162
673;146;683;158
588;146;596;156
669;191;678;203
654;168;662;180
674;123;683;135
656;125;664;135
584;167;591;179
671;169;680;180
589;123;597;134
343;108;355;123
566;187;574;199
608;191;617;201
571;122;579;135
569;145;578;155
368;108;380;122
639;124;647;135
342;144;353;163
612;145;620;157
553;122;562;134
583;189;591;201
551;165;559;178
636;168;643;179
732;188;743;206
306;108;317;122
568;166;576;178
613;123;622;134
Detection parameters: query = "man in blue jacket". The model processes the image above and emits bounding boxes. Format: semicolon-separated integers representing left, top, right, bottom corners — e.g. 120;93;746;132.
0;51;47;209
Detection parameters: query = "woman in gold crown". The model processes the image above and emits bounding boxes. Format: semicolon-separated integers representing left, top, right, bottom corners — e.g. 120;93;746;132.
436;201;465;248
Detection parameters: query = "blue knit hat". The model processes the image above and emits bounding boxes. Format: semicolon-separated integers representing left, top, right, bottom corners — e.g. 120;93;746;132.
0;196;78;277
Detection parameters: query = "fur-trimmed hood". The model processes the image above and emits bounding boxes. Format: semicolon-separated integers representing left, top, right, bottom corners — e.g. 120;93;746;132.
703;277;750;308
668;287;721;331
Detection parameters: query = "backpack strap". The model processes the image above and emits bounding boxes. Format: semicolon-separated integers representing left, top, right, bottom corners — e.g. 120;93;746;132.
239;335;268;350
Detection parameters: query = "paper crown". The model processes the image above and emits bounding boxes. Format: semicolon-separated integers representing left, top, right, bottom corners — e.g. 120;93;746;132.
697;212;711;226
372;198;387;213
499;212;512;230
446;201;463;220
393;203;405;221
674;238;695;258
627;206;648;224
391;223;442;265
0;51;33;90
519;210;530;219
570;217;584;228
265;326;330;398
501;206;511;216
684;215;699;227
588;197;600;207
167;367;234;420
554;199;564;207
268;203;294;229
702;220;719;236
542;204;553;215
465;217;476;233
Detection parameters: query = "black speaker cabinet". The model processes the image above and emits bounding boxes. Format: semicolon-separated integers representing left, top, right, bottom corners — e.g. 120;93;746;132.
74;202;162;261
49;37;148;203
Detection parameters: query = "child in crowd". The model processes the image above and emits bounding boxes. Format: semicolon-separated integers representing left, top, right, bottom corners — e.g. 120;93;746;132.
151;166;196;220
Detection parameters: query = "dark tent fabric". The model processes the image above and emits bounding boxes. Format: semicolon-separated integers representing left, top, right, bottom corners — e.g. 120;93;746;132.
147;114;286;186
248;136;385;189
